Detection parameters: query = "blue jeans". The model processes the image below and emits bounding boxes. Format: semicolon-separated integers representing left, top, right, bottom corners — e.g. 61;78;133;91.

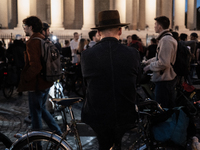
28;89;62;135
155;77;177;108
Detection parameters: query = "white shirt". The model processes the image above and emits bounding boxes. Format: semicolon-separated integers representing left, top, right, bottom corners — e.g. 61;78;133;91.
70;39;79;63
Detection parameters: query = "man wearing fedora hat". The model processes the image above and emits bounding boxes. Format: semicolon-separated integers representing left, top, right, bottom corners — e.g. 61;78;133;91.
81;10;140;150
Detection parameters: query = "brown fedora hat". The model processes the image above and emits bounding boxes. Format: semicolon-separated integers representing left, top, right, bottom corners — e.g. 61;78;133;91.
91;10;129;30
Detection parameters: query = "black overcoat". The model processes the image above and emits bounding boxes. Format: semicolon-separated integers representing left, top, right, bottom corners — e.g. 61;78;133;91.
81;37;140;127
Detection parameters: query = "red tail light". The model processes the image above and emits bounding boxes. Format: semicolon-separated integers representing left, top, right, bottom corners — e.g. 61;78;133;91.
4;72;7;75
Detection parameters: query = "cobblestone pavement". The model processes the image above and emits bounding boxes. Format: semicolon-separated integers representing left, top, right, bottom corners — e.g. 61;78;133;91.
1;85;200;149
0;89;137;150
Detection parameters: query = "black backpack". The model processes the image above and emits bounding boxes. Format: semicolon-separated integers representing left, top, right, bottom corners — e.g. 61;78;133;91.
160;33;191;77
172;41;191;76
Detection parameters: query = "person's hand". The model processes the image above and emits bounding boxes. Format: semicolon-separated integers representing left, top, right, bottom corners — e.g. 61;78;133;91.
141;60;147;65
143;65;150;73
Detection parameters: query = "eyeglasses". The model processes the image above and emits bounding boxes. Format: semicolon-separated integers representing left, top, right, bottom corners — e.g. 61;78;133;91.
22;24;27;28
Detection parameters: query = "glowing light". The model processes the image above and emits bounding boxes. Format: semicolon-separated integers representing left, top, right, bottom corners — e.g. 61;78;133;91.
52;36;57;41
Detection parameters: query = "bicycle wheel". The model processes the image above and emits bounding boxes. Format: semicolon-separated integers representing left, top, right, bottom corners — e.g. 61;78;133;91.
2;84;14;99
0;132;12;148
10;131;72;150
128;128;149;150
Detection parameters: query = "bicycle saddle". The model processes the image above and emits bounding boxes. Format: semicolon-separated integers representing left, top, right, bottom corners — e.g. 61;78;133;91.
53;97;83;107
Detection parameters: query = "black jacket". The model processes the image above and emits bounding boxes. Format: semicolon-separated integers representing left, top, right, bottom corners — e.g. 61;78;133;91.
81;37;140;126
6;40;26;68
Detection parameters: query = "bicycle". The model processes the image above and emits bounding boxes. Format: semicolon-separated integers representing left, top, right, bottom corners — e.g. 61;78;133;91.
49;79;83;149
0;132;12;149
9;97;83;150
139;70;198;116
60;57;86;97
0;63;16;99
128;99;194;150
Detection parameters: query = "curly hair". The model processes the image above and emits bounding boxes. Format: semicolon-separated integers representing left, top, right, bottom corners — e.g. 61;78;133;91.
23;16;42;33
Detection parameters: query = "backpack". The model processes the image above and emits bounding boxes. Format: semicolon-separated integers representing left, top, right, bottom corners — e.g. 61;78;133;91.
172;41;191;76
152;107;191;146
161;33;191;76
33;37;62;82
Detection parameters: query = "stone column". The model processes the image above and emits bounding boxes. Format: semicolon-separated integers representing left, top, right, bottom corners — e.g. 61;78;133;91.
126;0;132;29
114;0;126;23
126;0;137;30
174;0;186;30
156;0;161;17
0;0;8;28
187;0;197;30
161;0;173;29
110;0;114;10
30;0;37;16
16;0;30;29
132;0;138;30
82;0;95;30
138;0;145;30
145;0;156;31
64;0;75;29
50;0;64;29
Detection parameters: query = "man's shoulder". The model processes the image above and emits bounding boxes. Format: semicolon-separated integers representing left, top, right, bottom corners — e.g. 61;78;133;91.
160;34;176;43
62;46;71;50
27;33;44;47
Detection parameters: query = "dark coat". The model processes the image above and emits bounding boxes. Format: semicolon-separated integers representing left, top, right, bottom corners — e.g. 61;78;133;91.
81;37;140;127
6;40;26;68
17;33;53;92
62;46;72;60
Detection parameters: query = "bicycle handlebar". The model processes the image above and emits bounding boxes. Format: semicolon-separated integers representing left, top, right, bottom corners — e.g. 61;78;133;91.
137;100;165;113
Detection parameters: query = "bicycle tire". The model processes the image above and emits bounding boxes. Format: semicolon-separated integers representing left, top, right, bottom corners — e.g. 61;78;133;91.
2;84;14;99
0;132;12;148
10;131;72;150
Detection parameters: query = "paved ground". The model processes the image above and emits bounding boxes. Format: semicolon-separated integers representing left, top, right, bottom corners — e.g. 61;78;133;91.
1;77;200;149
0;89;138;150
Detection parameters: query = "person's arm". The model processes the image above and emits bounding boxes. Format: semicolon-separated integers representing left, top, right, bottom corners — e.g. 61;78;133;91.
196;48;200;64
184;40;196;60
149;37;173;72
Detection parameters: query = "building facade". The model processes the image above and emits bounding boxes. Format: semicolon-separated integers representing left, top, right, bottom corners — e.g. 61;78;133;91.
0;0;197;30
0;0;199;46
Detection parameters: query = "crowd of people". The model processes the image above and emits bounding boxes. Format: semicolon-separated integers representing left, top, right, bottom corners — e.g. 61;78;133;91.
0;10;199;150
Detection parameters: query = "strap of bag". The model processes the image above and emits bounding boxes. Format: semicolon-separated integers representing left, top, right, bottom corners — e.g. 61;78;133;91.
32;37;45;58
